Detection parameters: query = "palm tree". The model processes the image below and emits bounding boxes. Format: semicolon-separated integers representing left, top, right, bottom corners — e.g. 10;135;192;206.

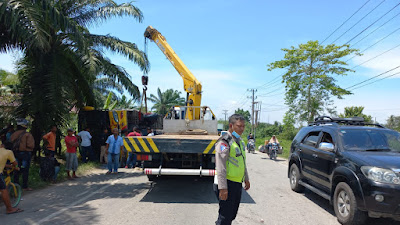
1;0;149;157
148;88;185;115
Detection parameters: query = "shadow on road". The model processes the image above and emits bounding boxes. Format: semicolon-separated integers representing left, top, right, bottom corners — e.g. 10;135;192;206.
302;189;400;225
260;157;286;162
140;176;256;204
0;171;147;225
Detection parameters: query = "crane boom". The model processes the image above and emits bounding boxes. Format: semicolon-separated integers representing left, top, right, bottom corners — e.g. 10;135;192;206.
144;26;202;120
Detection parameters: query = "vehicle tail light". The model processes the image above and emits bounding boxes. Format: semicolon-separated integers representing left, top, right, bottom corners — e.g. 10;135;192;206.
137;154;152;161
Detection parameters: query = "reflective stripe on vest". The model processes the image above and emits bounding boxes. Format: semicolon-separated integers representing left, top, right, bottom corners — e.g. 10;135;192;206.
226;140;246;183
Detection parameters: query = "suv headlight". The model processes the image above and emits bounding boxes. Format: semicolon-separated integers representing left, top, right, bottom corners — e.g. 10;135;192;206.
361;166;400;185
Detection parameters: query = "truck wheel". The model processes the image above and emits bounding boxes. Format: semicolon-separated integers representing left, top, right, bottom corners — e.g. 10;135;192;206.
289;164;304;193
333;182;367;225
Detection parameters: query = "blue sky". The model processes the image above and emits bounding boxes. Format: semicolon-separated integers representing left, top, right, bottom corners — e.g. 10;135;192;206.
1;0;399;124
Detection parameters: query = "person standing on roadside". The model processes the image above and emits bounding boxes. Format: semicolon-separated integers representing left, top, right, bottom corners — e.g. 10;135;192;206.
106;128;124;174
99;128;109;164
0;142;23;214
77;127;93;163
42;125;57;158
11;119;35;191
127;127;141;137
214;114;250;225
64;128;79;179
147;128;155;136
4;125;14;150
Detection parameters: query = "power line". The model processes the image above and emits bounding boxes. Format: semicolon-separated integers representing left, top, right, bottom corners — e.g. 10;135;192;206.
258;86;284;96
345;2;400;45
331;0;386;44
255;74;282;89
346;26;400;62
321;0;371;44
351;11;400;47
350;71;400;90
258;91;286;98
257;78;283;90
346;65;400;89
352;43;400;69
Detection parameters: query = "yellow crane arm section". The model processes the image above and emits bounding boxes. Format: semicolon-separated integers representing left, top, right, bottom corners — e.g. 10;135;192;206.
144;26;202;120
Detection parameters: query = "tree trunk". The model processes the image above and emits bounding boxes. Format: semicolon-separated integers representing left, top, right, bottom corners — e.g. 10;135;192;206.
31;114;44;161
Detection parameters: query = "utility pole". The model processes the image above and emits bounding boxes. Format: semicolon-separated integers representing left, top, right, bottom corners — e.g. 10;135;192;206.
254;101;261;140
247;89;257;138
223;110;228;130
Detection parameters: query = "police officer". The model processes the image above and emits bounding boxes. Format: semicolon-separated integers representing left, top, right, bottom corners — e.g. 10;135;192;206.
215;114;250;225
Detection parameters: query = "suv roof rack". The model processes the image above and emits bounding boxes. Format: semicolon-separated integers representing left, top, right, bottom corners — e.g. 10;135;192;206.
309;116;385;128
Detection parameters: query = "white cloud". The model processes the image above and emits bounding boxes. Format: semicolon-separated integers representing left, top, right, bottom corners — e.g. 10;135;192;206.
351;47;400;78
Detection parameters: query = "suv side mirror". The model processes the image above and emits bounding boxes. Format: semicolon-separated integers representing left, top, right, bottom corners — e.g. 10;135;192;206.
319;142;335;152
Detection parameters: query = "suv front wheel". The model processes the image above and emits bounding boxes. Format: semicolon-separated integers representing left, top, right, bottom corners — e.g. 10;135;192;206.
333;182;367;225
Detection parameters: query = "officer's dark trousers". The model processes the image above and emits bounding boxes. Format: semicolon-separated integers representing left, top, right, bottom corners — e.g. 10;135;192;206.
216;180;242;225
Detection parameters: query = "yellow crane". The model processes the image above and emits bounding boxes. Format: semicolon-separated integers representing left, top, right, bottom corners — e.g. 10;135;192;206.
144;26;203;120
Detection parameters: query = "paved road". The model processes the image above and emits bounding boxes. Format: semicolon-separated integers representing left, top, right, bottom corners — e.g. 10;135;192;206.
1;152;399;225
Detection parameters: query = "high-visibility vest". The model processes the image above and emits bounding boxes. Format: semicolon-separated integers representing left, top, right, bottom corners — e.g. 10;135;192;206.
226;139;246;183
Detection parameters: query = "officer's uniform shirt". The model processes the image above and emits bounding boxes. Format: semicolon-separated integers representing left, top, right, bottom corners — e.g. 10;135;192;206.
215;131;249;190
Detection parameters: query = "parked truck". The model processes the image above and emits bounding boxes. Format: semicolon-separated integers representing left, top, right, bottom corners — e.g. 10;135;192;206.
128;26;219;180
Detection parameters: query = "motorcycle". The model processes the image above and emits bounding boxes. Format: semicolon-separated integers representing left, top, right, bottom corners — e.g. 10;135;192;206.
269;142;280;160
247;139;255;154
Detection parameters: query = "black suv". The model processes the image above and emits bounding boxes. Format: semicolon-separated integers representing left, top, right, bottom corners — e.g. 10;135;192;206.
288;116;400;225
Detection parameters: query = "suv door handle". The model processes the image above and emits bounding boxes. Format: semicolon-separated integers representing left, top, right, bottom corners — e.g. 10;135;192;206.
312;154;318;158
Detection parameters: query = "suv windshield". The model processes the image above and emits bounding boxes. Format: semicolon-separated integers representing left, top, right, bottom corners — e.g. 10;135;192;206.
339;129;400;152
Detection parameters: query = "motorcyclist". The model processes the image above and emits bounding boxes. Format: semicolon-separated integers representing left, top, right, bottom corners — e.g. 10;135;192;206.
268;135;280;156
269;135;279;144
247;133;254;151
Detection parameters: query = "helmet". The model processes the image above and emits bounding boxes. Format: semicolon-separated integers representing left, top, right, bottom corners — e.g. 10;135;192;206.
16;118;29;128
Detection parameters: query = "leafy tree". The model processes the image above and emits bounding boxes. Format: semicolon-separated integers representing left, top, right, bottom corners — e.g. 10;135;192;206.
1;1;148;157
338;106;372;123
281;111;298;140
234;108;251;122
148;88;185;115
103;91;138;110
0;69;20;127
386;115;400;131
268;41;359;123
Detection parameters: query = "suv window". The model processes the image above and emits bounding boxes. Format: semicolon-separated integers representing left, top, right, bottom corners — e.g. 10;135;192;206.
340;129;400;152
320;132;333;144
303;131;320;147
319;132;334;151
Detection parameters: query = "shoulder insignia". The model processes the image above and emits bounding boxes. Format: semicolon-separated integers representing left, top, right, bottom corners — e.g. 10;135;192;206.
220;142;228;152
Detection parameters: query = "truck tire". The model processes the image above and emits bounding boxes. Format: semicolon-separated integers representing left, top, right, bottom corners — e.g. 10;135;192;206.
333;182;367;225
289;164;304;193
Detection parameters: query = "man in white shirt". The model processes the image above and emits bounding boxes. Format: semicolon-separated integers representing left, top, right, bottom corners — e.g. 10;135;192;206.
78;127;93;163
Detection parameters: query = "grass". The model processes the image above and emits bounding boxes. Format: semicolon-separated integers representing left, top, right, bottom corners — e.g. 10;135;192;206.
24;160;100;190
254;135;292;159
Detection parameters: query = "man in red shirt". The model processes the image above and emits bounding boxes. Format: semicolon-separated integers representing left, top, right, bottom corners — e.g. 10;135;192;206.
126;127;141;169
127;127;141;137
64;128;79;179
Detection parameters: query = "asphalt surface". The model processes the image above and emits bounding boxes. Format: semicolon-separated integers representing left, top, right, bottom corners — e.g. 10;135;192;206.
1;152;399;225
